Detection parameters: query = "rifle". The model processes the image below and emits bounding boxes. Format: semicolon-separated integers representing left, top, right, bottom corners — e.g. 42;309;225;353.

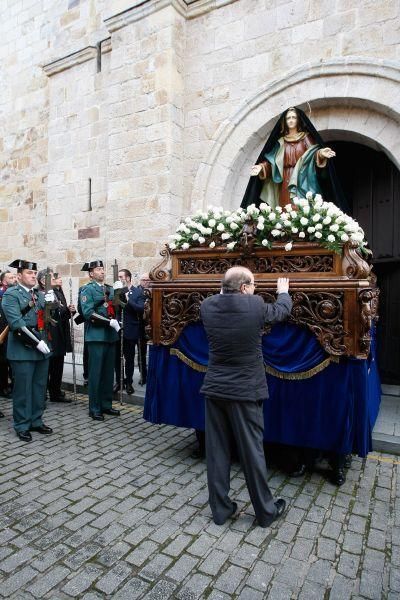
69;278;77;404
44;268;57;327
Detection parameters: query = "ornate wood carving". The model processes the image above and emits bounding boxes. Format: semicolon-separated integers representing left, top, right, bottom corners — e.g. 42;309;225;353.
179;254;334;275
359;288;380;354
149;245;172;282
342;241;371;279
160;291;213;345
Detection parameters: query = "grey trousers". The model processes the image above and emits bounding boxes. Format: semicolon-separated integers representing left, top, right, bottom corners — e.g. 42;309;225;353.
205;396;277;526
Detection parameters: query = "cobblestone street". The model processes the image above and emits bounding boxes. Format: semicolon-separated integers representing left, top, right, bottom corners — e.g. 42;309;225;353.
0;393;399;599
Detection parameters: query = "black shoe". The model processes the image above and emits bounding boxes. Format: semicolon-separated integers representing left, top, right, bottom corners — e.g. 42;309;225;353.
331;468;346;486
0;389;10;398
29;425;53;434
0;411;4;418
259;498;286;528
126;384;134;395
102;408;120;416
50;395;72;403
113;383;121;393
83;378;88;386
213;501;238;526
190;447;205;459
138;379;146;386
344;454;352;469
17;430;32;442
90;413;105;421
290;464;307;477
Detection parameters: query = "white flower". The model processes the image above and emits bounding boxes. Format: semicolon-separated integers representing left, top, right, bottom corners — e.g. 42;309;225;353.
198;236;205;244
216;223;225;232
227;241;236;250
174;234;182;241
315;232;322;239
256;222;264;231
299;231;306;238
340;233;349;242
290;211;297;219
303;205;310;215
283;220;291;227
329;224;339;232
192;233;199;241
315;223;323;230
204;228;212;235
177;223;186;232
275;206;282;213
327;234;335;242
314;194;322;202
208;219;216;227
327;205;340;216
275;223;282;230
209;241;216;248
306;191;313;199
350;232;364;242
169;242;176;249
226;216;232;224
323;216;332;225
307;226;316;233
182;242;190;250
221;232;231;240
312;213;321;222
284;242;293;251
268;212;276;221
185;217;192;224
271;229;280;237
260;203;271;213
285;204;293;211
293;197;300;205
230;222;239;230
291;227;299;233
300;217;308;226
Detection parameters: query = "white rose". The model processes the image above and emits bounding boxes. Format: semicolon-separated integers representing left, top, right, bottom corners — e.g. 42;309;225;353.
182;242;190;250
283;220;291;227
185;217;192;224
208;219;216;227
307;226;316;233
198;236;205;243
293;197;300;205
271;229;280;237
205;228;212;235
314;194;322;202
303;206;310;215
192;233;199;241
323;216;332;225
226;216;232;224
312;213;321;222
226;241;236;250
315;224;323;230
275;223;282;229
169;242;176;249
256;222;264;231
221;232;231;240
216;223;225;232
290;211;297;219
275;206;283;213
341;233;349;242
306;191;313;199
285;204;292;212
260;203;271;213
230;222;239;230
268;213;276;221
299;232;306;238
291;227;299;233
284;242;293;251
261;239;269;246
315;232;322;239
300;217;308;226
329;224;339;232
174;234;182;241
327;234;335;242
209;241;216;248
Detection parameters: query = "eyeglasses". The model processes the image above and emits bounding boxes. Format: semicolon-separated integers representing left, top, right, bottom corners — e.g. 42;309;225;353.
245;281;256;288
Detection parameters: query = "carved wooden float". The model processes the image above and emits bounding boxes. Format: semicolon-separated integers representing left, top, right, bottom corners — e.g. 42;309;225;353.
146;241;379;359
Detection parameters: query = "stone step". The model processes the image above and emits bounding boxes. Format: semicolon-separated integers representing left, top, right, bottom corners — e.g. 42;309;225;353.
381;384;400;397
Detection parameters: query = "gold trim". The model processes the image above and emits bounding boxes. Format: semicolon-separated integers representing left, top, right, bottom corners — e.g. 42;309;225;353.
170;348;207;372
170;348;339;379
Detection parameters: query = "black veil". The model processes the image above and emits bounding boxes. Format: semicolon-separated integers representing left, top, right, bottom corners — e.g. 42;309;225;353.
240;107;349;212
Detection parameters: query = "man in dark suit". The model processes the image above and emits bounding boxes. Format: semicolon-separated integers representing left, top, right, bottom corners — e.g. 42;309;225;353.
200;267;292;527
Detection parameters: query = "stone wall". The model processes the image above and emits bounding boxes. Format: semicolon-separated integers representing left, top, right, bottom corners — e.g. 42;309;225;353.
0;0;399;283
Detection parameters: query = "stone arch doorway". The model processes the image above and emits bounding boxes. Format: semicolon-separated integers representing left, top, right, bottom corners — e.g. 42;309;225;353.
326;140;400;385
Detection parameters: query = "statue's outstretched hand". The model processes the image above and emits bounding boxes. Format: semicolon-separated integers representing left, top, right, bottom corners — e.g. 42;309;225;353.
250;164;263;176
319;147;336;159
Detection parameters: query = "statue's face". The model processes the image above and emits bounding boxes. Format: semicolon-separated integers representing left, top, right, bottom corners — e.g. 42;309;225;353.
285;110;298;131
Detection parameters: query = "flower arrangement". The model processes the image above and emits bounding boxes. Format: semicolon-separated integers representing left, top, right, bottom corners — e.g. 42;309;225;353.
168;193;367;255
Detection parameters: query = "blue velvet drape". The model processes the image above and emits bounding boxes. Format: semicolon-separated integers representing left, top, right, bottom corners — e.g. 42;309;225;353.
144;323;381;456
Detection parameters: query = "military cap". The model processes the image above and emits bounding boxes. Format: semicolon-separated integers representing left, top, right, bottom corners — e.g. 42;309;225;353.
9;259;38;271
81;260;104;271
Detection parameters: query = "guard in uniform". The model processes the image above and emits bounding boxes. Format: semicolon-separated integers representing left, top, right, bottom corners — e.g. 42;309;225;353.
79;260;121;420
1;260;53;442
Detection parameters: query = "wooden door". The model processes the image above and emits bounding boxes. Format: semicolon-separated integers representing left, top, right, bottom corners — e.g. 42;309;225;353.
328;141;400;384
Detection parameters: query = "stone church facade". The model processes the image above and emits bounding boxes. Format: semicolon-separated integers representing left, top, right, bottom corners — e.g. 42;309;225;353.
0;0;399;284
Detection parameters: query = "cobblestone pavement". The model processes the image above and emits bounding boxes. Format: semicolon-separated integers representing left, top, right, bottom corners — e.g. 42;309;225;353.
0;393;399;599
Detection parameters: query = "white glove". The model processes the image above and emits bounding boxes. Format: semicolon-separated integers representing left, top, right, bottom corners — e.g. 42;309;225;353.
37;340;51;354
109;319;121;332
113;281;123;290
44;290;55;302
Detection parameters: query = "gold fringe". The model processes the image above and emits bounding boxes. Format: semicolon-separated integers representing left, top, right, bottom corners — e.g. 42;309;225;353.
265;356;339;380
170;348;340;379
170;348;208;372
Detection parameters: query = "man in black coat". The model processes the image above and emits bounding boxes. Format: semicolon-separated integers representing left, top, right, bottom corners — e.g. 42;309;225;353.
200;267;292;527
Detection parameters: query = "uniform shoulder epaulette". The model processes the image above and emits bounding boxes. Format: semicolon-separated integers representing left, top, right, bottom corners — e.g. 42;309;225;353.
104;283;113;291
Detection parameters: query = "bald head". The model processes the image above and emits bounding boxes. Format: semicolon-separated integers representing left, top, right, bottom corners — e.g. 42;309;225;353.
221;267;254;294
140;272;150;288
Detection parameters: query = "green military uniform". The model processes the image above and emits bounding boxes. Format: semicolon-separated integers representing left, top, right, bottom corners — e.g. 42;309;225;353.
2;284;51;433
80;280;119;416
